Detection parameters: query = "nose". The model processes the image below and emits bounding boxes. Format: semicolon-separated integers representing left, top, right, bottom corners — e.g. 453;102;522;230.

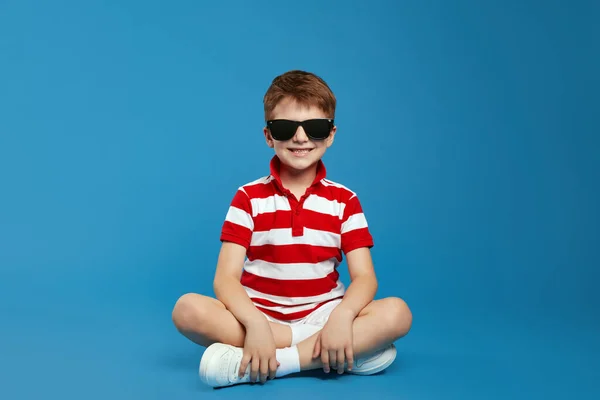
293;126;309;142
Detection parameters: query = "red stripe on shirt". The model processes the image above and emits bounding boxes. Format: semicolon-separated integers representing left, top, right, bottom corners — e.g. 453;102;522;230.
341;195;363;223
253;210;292;231
241;269;340;298
341;227;374;253
244;181;278;199
221;221;252;248
247;244;342;264
302;209;342;234
230;189;252;213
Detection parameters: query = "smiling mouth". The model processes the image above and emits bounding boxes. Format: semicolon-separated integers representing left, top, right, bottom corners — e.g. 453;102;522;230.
288;148;313;154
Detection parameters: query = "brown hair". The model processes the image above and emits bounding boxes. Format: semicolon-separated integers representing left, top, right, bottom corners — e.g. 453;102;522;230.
263;70;336;121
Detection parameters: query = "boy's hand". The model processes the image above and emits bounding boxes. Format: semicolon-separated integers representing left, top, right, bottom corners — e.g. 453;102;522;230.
239;318;279;383
312;307;355;374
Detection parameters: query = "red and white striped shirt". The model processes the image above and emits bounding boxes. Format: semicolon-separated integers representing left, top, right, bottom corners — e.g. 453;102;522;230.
220;156;374;321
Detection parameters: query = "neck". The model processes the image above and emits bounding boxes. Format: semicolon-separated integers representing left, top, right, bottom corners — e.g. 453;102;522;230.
279;163;318;193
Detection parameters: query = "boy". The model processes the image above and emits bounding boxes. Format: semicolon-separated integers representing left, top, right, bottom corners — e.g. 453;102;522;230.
172;70;412;388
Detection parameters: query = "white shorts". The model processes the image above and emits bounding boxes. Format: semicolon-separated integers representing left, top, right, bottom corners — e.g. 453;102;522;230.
262;298;343;327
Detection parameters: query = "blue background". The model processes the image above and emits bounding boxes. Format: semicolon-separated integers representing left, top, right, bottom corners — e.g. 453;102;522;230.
1;0;598;399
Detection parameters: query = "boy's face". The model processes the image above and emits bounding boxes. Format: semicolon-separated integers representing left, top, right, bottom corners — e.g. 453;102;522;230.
264;97;336;174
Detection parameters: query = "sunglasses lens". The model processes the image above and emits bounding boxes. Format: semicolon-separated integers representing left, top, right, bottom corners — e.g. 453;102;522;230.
302;119;332;140
267;119;333;141
268;120;297;141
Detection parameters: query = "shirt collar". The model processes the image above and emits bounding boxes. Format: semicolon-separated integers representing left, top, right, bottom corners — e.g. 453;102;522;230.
269;155;327;193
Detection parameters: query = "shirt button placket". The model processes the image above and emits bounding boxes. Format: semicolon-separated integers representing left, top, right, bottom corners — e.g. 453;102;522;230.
292;204;303;237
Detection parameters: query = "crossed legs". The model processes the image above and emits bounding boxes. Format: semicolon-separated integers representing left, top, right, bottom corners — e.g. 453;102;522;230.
172;293;412;371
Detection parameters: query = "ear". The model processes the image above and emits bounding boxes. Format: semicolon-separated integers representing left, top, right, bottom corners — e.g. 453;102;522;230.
264;126;275;148
325;125;337;148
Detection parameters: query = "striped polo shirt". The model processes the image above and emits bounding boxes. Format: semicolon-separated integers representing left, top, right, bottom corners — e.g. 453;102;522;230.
220;156;374;321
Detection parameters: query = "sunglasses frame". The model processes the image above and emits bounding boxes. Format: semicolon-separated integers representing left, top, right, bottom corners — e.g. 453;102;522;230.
266;118;335;141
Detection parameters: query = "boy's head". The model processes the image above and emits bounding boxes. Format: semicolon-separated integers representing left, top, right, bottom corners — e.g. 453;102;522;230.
263;70;337;174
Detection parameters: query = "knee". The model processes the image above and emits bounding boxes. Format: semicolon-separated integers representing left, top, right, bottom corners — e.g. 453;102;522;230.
171;293;208;332
383;297;413;338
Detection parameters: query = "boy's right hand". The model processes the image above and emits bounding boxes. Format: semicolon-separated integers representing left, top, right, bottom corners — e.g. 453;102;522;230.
239;318;279;383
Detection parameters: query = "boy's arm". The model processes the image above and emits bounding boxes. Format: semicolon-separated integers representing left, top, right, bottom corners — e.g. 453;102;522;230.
336;191;377;318
315;246;377;372
334;247;378;318
213;241;266;328
213;240;280;382
215;187;268;328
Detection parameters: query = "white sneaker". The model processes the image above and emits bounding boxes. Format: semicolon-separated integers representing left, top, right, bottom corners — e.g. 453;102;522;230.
347;343;397;375
199;343;251;388
199;342;397;387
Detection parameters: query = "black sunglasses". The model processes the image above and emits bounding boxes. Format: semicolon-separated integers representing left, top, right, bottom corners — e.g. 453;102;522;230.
266;119;334;141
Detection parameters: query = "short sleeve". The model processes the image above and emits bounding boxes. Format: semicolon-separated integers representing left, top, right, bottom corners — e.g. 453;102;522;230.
220;188;254;249
340;194;374;254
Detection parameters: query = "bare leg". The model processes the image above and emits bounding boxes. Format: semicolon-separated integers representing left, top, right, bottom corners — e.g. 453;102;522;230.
172;293;293;348
296;297;412;370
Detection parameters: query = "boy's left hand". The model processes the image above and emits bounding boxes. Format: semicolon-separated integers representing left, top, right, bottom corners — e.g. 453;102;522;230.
312;307;355;374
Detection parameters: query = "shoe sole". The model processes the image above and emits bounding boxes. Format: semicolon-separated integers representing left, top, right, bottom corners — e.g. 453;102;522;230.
348;344;397;376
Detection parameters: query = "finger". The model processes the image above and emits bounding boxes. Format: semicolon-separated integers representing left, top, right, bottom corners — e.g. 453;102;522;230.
346;347;354;372
269;357;278;380
312;334;321;359
250;357;260;382
259;357;269;383
239;353;252;378
337;349;345;374
321;348;330;373
329;350;337;370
